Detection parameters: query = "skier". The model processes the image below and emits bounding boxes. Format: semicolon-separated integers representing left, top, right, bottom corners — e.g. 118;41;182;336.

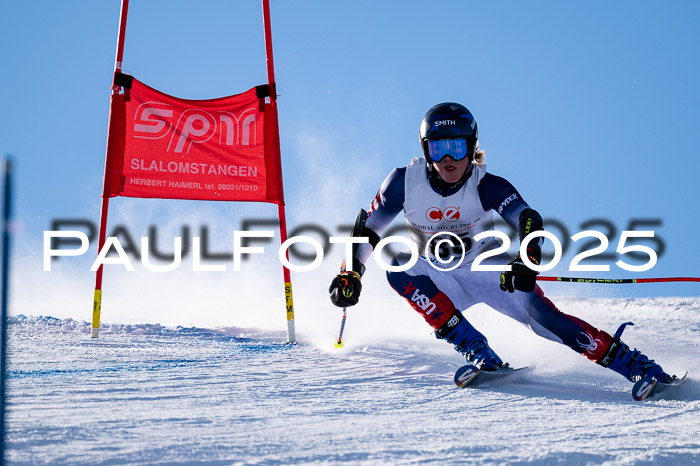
329;102;676;387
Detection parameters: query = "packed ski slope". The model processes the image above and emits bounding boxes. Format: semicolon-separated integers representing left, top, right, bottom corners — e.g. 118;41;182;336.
5;297;700;465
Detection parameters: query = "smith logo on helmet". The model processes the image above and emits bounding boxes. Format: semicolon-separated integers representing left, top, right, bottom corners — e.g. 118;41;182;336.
434;120;456;126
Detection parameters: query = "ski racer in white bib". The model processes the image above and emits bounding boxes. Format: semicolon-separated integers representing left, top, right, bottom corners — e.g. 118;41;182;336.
329;102;675;385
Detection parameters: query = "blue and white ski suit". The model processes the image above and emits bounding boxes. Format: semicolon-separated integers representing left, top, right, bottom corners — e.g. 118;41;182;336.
357;157;614;362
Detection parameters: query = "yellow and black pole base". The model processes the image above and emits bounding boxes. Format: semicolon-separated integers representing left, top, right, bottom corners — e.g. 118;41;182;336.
91;289;102;339
284;281;296;344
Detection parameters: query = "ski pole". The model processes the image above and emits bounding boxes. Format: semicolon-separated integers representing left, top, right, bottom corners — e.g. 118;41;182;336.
334;307;347;348
537;276;700;284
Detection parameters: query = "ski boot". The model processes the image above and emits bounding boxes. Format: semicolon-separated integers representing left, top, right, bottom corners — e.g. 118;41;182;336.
597;322;673;383
436;312;507;371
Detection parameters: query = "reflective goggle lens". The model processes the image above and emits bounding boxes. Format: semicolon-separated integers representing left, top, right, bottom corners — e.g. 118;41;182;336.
427;138;469;162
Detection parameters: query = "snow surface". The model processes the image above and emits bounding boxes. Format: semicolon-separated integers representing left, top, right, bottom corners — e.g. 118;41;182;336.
4;297;700;465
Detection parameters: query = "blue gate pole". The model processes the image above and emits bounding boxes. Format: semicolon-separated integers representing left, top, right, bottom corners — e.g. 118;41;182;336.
1;156;13;462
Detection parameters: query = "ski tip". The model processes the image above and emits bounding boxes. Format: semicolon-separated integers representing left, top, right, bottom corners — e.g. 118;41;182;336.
632;378;658;401
632;371;688;401
454;364;481;388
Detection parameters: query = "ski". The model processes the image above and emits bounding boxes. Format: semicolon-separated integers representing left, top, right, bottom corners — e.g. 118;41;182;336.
632;371;688;401
454;364;528;389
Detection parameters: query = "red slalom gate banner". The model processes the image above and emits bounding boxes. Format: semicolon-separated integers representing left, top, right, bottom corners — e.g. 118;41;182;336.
103;72;283;204
93;0;296;344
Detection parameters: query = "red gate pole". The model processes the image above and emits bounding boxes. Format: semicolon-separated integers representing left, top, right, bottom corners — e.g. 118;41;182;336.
262;0;296;343
92;0;130;339
537;276;700;284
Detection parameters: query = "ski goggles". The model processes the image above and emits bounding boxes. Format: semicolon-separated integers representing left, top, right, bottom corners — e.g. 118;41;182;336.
426;138;469;163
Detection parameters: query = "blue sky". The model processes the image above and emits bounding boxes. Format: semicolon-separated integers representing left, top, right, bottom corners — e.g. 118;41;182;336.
1;0;699;327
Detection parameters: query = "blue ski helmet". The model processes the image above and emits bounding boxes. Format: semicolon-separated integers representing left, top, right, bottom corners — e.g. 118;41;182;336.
419;102;478;163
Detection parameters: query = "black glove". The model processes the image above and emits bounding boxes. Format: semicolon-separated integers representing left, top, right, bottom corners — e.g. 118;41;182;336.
500;253;540;293
502;208;544;293
329;271;362;307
